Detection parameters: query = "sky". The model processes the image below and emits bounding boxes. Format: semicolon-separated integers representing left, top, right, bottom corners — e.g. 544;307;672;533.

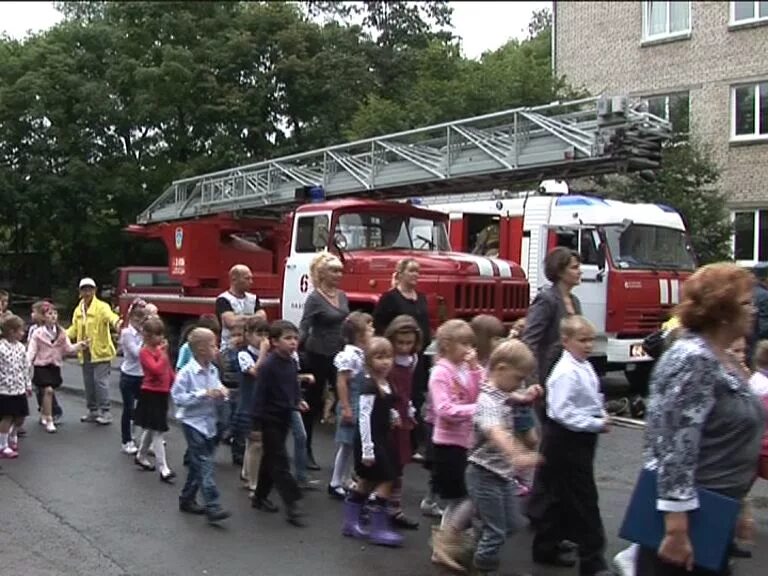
0;1;551;60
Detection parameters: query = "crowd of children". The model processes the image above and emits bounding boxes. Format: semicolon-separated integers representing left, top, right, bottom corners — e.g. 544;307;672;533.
7;271;768;576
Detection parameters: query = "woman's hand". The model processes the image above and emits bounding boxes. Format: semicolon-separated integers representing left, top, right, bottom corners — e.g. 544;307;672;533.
658;531;694;571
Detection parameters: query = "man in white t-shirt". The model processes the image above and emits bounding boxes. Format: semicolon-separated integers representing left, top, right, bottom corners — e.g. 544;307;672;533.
215;265;267;352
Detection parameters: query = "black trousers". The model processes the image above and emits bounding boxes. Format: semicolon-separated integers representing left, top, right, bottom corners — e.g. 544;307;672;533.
529;421;606;575
304;350;336;459
636;546;727;576
255;421;301;506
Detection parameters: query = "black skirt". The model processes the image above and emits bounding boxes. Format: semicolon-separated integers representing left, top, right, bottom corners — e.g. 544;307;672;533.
133;390;169;432
354;436;398;483
432;444;469;500
0;394;30;418
33;365;63;389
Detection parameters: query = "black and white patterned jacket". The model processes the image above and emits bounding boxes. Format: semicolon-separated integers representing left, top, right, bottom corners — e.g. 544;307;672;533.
643;333;764;512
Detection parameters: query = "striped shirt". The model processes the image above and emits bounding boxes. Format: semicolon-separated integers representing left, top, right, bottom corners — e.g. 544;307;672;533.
468;382;517;480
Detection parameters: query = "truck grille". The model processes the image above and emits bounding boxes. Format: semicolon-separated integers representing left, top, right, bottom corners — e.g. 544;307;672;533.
453;283;529;318
623;306;673;333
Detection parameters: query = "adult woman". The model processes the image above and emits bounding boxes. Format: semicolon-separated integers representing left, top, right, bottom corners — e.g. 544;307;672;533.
522;247;582;387
299;253;349;470
373;259;431;458
523;247;582;568
638;263;764;575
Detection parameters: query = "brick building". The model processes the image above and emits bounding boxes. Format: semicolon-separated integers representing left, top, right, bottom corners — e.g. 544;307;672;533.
553;1;768;264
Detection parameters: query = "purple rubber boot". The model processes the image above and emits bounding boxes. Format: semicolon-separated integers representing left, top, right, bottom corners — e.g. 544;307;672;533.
342;497;369;539
367;504;404;547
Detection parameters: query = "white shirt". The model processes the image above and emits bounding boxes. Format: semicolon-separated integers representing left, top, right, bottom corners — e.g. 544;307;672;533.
546;350;606;433
119;324;143;377
749;371;768;397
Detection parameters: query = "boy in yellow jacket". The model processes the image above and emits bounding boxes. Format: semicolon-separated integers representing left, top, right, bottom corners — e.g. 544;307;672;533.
67;278;121;425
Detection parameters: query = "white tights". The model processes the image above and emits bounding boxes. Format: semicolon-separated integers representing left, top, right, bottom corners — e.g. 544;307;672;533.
138;429;170;476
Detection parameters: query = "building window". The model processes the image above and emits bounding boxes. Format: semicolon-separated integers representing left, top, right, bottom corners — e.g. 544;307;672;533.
642;1;691;41
732;82;768;141
731;1;768;25
733;210;768;262
645;91;690;134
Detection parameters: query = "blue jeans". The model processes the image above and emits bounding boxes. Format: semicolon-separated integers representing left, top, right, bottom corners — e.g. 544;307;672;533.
180;424;221;512
466;463;522;571
291;410;308;482
119;373;143;444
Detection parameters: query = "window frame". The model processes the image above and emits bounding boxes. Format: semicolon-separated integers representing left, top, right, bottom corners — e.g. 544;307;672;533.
641;1;692;43
730;81;768;142
644;91;691;135
731;209;768;265
729;1;768;27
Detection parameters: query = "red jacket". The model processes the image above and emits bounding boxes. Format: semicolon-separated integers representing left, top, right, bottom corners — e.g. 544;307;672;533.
140;346;174;393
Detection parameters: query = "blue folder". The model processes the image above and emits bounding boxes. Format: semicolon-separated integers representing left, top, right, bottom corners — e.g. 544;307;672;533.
619;468;741;572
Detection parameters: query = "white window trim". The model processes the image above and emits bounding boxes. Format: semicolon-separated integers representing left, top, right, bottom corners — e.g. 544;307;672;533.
641;1;692;42
729;1;768;27
731;210;759;265
644;91;691;133
731;82;768;142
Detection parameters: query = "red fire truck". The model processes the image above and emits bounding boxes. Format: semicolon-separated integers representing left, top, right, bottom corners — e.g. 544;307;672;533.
116;95;671;349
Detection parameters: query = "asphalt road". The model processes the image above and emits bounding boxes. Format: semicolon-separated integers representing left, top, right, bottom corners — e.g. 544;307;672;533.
2;362;768;576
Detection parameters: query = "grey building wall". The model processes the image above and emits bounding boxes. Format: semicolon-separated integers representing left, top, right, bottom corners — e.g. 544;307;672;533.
554;1;768;210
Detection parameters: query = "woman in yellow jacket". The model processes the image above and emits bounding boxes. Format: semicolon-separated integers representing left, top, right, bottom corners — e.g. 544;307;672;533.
67;278;121;425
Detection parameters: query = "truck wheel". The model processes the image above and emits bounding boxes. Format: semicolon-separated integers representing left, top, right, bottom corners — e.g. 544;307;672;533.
624;362;653;398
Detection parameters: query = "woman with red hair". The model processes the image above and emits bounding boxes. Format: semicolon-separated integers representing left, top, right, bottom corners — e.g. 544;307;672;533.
637;263;765;575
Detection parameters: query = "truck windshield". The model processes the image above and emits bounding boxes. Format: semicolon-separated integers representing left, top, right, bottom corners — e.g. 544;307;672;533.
604;224;696;271
335;212;450;252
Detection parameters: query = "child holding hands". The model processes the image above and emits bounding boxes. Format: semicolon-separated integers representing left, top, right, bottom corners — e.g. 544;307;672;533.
0;315;31;457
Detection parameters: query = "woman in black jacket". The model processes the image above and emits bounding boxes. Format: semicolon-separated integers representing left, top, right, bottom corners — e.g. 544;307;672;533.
523;246;583;568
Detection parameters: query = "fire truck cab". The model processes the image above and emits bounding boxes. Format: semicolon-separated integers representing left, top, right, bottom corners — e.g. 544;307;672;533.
420;182;695;382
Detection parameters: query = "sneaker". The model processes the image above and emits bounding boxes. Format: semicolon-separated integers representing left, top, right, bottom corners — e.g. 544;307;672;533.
0;447;18;459
411;451;426;463
96;412;113;425
81;412;98;423
45;421;57;434
207;508;231;524
121;441;138;455
420;497;444;518
612;544;638;576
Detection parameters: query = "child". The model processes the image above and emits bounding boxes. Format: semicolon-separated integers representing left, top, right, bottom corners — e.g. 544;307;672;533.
236;316;270;496
118;305;147;454
329;311;374;500
176;314;221;371
472;314;539;495
429;319;483;571
342;336;403;547
171;327;231;523
532;315;610;576
134;316;176;482
383;314;422;529
218;319;245;464
0;315;31;458
251;320;309;527
27;300;64;425
467;340;542;575
26;302;85;433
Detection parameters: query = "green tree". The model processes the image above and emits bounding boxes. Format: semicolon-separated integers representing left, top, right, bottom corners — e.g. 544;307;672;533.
604;138;730;264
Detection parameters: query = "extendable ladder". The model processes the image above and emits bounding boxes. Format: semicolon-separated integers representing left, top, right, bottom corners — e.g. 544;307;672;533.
137;95;670;224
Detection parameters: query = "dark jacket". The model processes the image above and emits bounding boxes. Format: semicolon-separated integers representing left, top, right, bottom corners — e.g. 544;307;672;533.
251;351;300;431
373;288;431;350
522;285;582;384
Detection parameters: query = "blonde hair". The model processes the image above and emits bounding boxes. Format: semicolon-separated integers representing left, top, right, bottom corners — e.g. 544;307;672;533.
392;258;419;288
365;336;394;371
488;339;535;373
559;315;595;339
309;252;342;286
435;319;475;357
188;327;216;352
0;314;24;338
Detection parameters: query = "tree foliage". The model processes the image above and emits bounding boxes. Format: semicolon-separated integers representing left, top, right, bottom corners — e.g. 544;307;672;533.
0;2;564;296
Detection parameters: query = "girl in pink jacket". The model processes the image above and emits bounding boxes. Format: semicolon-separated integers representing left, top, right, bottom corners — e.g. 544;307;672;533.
428;319;483;571
27;303;85;433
